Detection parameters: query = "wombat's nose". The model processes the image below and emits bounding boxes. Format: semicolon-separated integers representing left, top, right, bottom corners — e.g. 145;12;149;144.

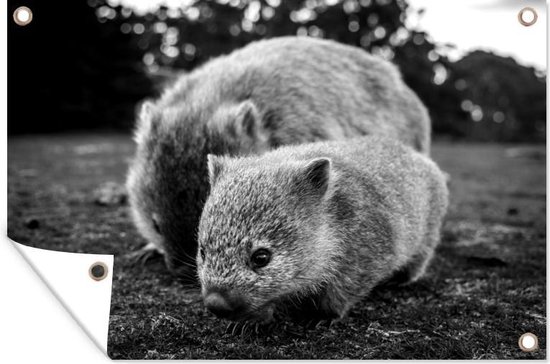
204;289;245;319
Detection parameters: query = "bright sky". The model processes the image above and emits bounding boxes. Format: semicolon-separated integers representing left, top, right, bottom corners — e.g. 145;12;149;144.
112;0;547;70
407;0;546;70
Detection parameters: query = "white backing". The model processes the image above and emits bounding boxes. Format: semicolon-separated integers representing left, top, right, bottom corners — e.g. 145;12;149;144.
12;241;114;355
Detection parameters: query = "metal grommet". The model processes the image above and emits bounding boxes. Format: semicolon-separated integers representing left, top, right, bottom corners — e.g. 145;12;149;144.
518;332;539;352
518;7;538;27
13;6;33;26
89;262;109;281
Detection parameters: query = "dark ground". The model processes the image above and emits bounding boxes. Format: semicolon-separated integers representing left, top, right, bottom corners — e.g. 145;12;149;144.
8;134;546;359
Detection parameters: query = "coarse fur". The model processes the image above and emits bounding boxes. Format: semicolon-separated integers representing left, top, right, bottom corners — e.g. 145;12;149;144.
198;136;448;322
126;36;431;277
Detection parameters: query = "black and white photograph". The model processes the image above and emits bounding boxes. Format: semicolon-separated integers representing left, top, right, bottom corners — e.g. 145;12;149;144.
7;0;546;359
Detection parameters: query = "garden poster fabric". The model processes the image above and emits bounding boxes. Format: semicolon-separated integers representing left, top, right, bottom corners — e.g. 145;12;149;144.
7;0;546;359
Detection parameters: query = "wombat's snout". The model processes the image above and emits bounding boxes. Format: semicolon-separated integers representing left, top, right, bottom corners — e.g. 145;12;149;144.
203;288;246;319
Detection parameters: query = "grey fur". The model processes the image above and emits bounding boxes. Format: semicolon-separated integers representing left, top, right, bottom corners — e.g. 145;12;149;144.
126;36;430;276
198;136;448;321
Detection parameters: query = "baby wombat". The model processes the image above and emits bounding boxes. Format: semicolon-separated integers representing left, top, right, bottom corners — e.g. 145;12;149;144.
126;36;430;277
197;136;448;322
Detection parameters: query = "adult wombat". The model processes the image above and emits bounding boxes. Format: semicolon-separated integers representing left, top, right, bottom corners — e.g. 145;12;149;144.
126;36;430;277
198;136;448;321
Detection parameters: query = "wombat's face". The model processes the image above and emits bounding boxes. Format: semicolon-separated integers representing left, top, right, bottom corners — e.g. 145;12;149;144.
197;231;316;322
127;174;208;277
126;154;207;279
126;104;210;279
197;156;335;322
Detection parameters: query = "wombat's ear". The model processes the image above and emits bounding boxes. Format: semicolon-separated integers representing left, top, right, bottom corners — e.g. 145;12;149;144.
133;100;155;145
207;154;225;186
234;100;262;138
302;158;331;196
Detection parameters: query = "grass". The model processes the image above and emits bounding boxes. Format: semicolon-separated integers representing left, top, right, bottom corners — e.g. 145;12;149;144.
8;133;546;359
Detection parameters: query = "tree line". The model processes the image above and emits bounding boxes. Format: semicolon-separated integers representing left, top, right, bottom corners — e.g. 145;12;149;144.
8;0;545;142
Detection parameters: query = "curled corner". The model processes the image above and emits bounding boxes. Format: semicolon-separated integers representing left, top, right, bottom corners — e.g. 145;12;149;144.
10;239;114;355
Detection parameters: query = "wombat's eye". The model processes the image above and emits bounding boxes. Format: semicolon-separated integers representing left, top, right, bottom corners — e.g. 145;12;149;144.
250;248;271;269
200;248;205;261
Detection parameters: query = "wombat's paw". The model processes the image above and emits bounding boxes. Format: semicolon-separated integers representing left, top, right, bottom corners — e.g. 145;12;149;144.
380;269;414;288
225;321;250;336
281;295;338;323
125;242;162;265
224;321;282;337
383;253;432;288
254;321;306;338
289;307;338;328
302;318;335;331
